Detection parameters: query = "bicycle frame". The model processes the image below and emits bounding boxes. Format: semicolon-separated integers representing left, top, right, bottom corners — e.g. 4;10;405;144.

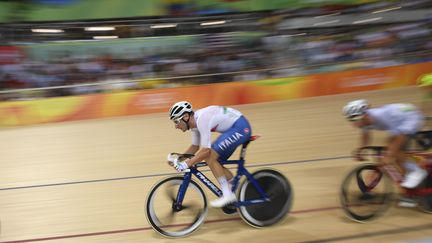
362;146;432;197
173;141;270;210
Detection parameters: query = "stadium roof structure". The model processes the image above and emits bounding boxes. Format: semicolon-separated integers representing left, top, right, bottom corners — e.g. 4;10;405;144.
0;0;430;43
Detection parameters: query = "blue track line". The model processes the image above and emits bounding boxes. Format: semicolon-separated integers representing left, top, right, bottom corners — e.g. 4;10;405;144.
0;155;351;191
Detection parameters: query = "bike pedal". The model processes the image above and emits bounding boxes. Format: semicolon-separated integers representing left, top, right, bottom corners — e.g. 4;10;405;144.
222;204;237;215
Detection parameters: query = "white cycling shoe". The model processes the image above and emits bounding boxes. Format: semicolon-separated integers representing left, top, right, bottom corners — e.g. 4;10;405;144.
400;169;428;189
210;193;237;208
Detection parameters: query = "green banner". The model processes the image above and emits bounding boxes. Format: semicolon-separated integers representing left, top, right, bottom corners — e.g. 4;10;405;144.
0;0;383;22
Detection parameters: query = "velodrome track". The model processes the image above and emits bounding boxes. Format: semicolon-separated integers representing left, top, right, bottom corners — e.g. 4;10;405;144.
1;86;431;243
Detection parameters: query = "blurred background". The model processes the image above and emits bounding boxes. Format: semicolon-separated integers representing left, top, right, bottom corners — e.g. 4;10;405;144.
1;2;431;242
0;0;431;101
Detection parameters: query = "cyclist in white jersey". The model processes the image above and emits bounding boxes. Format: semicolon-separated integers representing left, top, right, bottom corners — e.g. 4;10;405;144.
167;101;252;207
343;100;427;190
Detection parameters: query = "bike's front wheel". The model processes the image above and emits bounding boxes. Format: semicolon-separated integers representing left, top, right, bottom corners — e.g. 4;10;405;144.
238;169;293;227
340;163;393;222
146;176;208;238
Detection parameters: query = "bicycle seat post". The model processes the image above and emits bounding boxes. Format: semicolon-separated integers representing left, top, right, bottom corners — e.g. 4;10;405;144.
240;135;260;160
240;141;250;161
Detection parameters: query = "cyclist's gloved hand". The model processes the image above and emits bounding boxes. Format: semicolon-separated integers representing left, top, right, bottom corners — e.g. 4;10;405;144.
167;153;189;172
173;160;189;172
167;153;179;166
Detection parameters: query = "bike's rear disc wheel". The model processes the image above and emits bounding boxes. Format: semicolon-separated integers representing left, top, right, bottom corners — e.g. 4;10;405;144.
340;164;393;222
238;169;293;227
146;176;207;238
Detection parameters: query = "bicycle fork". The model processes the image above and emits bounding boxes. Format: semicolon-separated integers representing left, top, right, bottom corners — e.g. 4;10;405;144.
173;172;193;211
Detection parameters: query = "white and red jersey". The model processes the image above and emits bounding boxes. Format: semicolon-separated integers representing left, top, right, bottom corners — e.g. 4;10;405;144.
191;106;242;148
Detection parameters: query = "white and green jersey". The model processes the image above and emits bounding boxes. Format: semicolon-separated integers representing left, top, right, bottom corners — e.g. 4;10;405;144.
366;103;424;135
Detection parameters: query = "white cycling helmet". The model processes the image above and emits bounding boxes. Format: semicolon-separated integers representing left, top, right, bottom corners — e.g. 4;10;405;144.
343;99;369;121
169;101;193;120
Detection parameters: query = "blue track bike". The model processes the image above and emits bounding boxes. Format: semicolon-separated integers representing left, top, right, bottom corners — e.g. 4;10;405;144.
145;136;293;238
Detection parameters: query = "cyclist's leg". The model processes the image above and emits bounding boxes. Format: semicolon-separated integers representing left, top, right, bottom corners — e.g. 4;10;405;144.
212;116;252;162
398;112;425;171
397;134;425;206
386;135;408;174
399;132;428;188
209;116;251;207
223;166;234;182
386;135;407;175
205;149;237;207
205;150;230;187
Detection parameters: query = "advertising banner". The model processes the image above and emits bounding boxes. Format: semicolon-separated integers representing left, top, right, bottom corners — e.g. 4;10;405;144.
0;62;430;127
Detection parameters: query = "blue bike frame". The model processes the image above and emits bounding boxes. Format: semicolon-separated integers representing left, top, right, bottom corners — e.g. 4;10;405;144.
174;142;270;208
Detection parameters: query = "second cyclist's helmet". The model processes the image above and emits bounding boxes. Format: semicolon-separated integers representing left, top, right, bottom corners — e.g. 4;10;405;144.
418;73;432;87
343;99;369;121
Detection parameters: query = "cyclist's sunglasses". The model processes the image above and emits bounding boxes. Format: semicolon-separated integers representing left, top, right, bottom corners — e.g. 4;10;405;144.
173;115;185;125
348;115;364;122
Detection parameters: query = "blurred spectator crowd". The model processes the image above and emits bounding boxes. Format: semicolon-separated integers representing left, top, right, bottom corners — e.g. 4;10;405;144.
1;19;432;100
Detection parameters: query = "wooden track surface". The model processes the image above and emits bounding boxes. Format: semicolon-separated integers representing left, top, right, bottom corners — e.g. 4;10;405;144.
1;86;431;243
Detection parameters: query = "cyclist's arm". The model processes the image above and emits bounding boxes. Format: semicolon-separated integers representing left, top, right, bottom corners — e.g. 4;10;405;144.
185;115;212;167
360;128;370;147
353;129;370;160
185;148;211;167
184;145;199;155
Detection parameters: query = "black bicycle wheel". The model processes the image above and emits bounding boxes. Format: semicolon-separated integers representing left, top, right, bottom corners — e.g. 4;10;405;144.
238;169;293;227
340;163;393;222
417;173;432;213
413;131;432;151
146;176;207;238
